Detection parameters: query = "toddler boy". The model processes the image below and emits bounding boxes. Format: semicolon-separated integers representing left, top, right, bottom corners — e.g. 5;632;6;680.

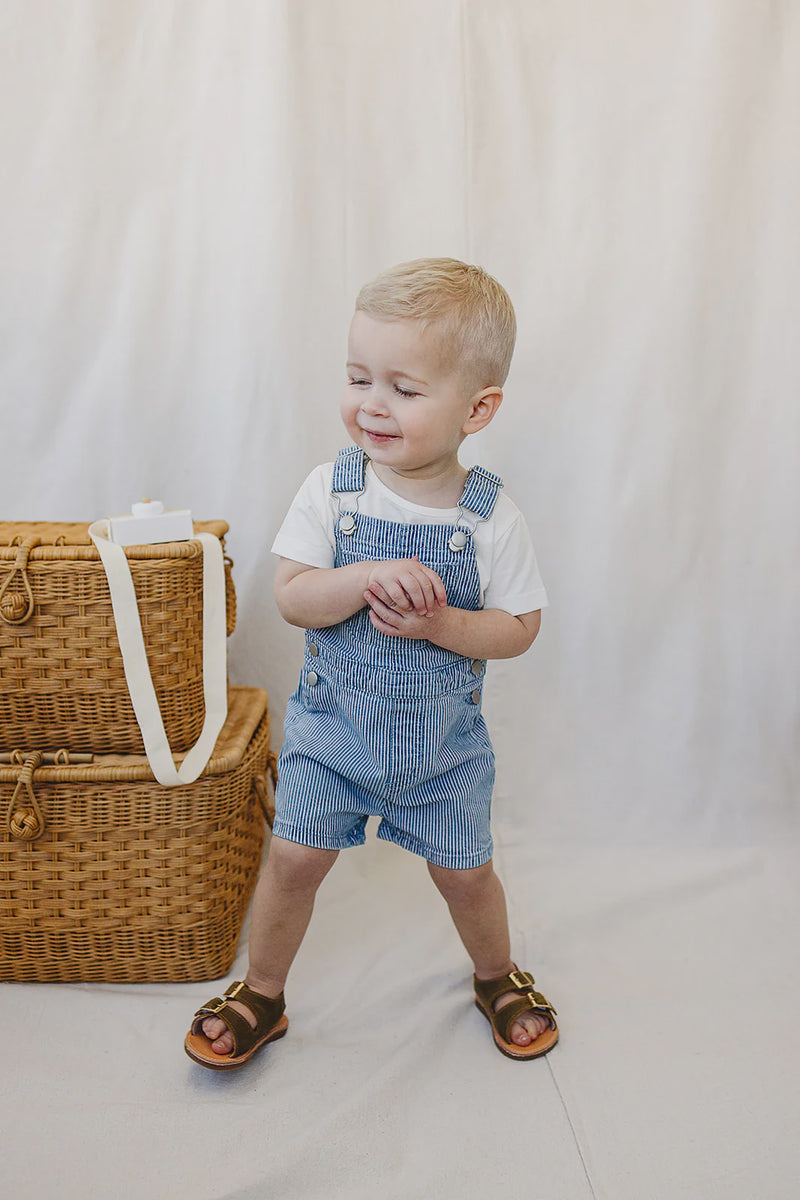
185;258;558;1067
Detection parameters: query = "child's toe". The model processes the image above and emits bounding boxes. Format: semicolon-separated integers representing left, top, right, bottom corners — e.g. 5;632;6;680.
510;1019;532;1045
211;1030;235;1055
511;1013;549;1045
202;1015;227;1041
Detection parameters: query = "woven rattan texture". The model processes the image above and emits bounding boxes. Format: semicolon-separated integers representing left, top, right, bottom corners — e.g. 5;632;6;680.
0;522;236;753
0;690;271;983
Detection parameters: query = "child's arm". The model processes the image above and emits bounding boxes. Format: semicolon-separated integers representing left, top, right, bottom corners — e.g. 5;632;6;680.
363;594;541;659
275;557;447;629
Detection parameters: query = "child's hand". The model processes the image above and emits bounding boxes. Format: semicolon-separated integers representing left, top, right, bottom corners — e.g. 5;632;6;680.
364;557;447;617
365;593;447;640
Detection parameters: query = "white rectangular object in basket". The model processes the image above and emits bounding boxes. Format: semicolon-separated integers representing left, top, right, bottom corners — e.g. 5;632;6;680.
108;500;194;546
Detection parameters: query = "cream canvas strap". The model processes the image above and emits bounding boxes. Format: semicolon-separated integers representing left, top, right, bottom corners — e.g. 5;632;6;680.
88;521;228;786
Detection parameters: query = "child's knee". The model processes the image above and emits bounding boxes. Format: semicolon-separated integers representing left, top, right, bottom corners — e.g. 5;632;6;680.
427;858;496;903
267;835;339;892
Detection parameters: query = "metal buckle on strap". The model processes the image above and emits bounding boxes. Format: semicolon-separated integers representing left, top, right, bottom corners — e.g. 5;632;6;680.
531;993;557;1016
331;486;365;535
204;981;244;1015
508;970;557;1016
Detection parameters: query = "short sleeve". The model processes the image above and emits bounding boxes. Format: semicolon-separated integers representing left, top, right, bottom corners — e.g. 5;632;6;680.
271;464;336;568
482;510;549;615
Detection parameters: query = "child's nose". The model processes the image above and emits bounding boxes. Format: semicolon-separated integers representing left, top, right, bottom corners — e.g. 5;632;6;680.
361;388;390;416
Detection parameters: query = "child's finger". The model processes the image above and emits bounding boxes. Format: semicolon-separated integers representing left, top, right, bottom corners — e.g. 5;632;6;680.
400;574;431;615
384;576;414;610
367;581;392;606
363;588;387;614
389;586;414;611
370;580;410;611
408;560;444;612
368;607;400;636
365;592;402;627
421;565;448;607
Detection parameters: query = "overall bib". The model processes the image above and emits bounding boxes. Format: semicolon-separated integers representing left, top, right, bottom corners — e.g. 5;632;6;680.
273;446;503;869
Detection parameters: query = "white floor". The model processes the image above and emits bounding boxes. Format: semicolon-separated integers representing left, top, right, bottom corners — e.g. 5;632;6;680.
3;830;799;1200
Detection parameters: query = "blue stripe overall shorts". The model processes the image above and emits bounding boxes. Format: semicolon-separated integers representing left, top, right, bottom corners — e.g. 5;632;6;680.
272;446;503;869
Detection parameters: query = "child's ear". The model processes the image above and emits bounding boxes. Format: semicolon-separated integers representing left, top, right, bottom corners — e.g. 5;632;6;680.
462;387;503;435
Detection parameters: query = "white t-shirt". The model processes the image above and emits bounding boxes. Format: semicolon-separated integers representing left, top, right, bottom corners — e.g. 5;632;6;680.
271;461;549;616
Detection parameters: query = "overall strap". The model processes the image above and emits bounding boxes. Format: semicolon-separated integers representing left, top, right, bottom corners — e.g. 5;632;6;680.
458;465;503;520
331;445;367;494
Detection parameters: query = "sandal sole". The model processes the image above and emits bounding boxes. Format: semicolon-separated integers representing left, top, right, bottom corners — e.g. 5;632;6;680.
474;999;559;1060
184;1015;289;1071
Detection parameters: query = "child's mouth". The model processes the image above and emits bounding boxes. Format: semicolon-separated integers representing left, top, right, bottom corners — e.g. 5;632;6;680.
363;430;398;444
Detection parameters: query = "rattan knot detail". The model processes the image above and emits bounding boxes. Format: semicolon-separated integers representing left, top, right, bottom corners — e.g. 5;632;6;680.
0;536;39;626
6;751;46;842
0;593;30;623
10;808;42;840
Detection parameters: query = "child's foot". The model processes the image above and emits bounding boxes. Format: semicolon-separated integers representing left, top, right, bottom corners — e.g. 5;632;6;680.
185;980;288;1070
200;980;281;1055
492;991;551;1046
474;965;557;1051
201;1002;253;1055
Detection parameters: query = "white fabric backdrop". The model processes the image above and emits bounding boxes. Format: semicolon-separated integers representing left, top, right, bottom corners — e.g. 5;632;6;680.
1;3;799;1198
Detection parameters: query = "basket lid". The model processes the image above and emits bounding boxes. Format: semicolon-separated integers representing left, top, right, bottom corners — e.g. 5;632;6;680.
0;687;268;783
0;520;229;561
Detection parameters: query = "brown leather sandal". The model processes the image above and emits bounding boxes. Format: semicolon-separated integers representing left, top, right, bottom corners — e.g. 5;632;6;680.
184;980;289;1070
474;965;559;1060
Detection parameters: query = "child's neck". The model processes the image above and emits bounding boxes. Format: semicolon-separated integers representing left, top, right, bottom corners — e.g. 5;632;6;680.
369;459;468;509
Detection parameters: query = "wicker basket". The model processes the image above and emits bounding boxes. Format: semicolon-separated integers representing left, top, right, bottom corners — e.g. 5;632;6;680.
0;687;274;983
0;521;237;753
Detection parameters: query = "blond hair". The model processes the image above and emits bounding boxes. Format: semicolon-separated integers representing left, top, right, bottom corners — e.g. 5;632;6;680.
355;257;516;390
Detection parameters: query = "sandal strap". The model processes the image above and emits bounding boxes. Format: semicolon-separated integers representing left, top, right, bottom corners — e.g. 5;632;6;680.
474;966;558;1041
223;981;286;1026
190;980;286;1057
491;994;557;1044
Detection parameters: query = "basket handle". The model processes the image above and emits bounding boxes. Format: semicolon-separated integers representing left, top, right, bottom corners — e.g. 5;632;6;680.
252;751;278;828
0;535;41;625
88;521;228;787
6;751;46;841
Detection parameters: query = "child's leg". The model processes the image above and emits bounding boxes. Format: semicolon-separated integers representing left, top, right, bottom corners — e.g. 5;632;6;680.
202;835;338;1054
427;859;550;1047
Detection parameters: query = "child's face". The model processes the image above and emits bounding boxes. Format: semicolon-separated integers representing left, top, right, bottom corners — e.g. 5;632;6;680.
342;312;477;476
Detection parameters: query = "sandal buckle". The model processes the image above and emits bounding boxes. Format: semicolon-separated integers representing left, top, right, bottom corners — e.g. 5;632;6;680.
527;990;557;1017
225;981;245;1000
508;970;558;1018
531;994;557;1016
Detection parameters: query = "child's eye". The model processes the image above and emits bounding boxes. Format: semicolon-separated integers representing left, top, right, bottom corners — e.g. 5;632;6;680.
348;378;370;387
394;385;418;398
